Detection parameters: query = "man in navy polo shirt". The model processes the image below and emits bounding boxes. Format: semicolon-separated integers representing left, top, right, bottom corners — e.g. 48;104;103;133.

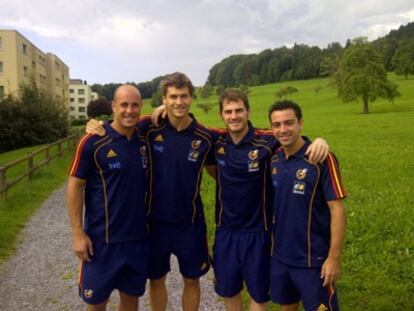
212;90;329;311
67;85;149;311
143;73;216;311
268;100;347;311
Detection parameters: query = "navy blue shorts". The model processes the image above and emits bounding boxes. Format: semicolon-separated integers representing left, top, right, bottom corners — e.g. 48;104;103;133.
78;239;149;305
270;259;339;310
148;219;210;280
212;229;271;303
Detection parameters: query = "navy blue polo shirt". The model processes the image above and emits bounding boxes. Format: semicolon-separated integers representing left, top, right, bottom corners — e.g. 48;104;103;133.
215;123;278;232
141;117;217;224
270;139;347;267
69;124;148;243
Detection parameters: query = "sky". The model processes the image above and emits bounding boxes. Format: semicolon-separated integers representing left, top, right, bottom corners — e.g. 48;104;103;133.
1;0;413;86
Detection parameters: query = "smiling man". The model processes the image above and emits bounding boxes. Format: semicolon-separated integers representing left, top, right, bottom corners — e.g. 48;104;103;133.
268;100;347;311
67;85;149;311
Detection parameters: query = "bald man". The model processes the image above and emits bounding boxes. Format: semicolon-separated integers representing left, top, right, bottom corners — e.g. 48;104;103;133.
67;85;149;311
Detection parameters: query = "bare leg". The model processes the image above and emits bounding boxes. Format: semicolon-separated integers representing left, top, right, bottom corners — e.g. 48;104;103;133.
249;297;268;311
86;300;108;311
182;277;201;311
118;291;139;311
279;303;300;311
223;292;243;311
150;276;168;311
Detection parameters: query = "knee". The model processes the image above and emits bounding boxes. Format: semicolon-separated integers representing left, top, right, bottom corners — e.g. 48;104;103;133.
119;291;139;305
183;277;200;290
150;276;167;290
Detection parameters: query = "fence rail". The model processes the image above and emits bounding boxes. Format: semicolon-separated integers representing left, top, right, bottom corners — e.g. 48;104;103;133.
0;132;82;199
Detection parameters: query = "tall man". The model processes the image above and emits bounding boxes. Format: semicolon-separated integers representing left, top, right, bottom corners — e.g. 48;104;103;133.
67;85;149;311
212;90;328;311
268;100;346;311
86;73;217;311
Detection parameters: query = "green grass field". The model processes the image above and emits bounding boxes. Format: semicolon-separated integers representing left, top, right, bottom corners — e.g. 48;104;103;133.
1;74;412;309
0;143;74;262
145;73;414;310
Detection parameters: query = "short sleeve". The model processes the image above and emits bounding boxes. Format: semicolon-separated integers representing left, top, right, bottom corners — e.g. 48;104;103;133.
137;115;154;135
68;135;95;180
320;152;347;201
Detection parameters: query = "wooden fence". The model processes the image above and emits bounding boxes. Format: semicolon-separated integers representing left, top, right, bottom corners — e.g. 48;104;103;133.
0;132;82;199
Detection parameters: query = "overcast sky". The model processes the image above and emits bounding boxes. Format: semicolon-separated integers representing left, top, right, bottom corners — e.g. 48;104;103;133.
1;0;413;85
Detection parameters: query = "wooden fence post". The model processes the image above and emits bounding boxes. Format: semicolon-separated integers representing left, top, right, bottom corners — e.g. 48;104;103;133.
57;142;62;156
45;146;50;165
28;154;34;180
0;167;5;199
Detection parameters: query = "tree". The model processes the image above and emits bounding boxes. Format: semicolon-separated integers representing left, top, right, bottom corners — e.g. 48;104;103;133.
151;90;163;107
239;84;250;95
215;85;225;96
196;102;214;115
333;43;400;113
199;84;214;99
392;39;414;79
285;86;298;96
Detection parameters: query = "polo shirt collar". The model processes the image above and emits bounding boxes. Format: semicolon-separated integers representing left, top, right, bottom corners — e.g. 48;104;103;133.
225;121;255;145
105;123;140;140
278;137;312;160
163;114;197;132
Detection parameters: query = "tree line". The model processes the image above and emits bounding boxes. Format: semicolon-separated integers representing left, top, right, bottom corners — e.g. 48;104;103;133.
206;22;414;87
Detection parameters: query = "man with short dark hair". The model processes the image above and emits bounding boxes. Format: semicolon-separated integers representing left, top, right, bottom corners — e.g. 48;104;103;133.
268;100;346;311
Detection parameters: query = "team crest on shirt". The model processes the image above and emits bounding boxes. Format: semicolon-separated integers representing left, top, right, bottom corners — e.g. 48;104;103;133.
217;147;225;155
293;180;305;194
248;161;259;172
296;168;308;180
188;149;199;162
106;149;117;158
248;149;259;160
317;303;328;311
191;140;202;149
84;289;93;299
154;134;164;142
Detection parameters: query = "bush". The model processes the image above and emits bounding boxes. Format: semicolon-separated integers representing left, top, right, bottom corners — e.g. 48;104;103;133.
0;82;69;153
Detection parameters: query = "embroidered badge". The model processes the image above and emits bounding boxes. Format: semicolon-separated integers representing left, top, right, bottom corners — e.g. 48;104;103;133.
217;147;225;155
248;149;259;160
272;167;278;175
191;140;202;149
293;181;305;194
248;161;259;172
154;134;164;142
84;289;93;299
188;150;199;162
317;303;328;311
106;149;117;158
296;168;308;180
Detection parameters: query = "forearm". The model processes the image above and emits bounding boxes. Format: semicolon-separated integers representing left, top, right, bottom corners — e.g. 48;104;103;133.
66;179;85;236
328;201;346;259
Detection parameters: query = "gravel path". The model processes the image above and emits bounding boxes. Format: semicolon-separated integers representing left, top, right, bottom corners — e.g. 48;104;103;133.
0;185;225;310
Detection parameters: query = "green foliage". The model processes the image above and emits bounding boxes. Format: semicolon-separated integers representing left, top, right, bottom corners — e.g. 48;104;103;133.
392;39;414;79
215;85;225;96
196;102;214;115
199;84;214;99
314;85;322;94
274;85;299;99
239;84;250;95
333;43;400;113
0;82;69;152
151;90;163;107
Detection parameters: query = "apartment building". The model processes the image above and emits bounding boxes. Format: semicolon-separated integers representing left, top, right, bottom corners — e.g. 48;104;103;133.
69;79;95;120
0;30;69;104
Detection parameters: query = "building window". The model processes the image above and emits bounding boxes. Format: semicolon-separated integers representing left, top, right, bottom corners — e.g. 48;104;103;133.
0;37;2;48
0;86;4;97
79;115;86;120
69;89;74;94
78;89;85;95
23;43;27;55
23;66;28;77
79;107;85;112
70;97;74;103
78;97;85;104
55;61;60;71
55;78;61;87
0;62;3;74
70;106;75;111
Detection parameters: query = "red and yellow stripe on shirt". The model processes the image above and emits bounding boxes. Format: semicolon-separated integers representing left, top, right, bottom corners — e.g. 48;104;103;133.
68;134;93;176
326;152;347;199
